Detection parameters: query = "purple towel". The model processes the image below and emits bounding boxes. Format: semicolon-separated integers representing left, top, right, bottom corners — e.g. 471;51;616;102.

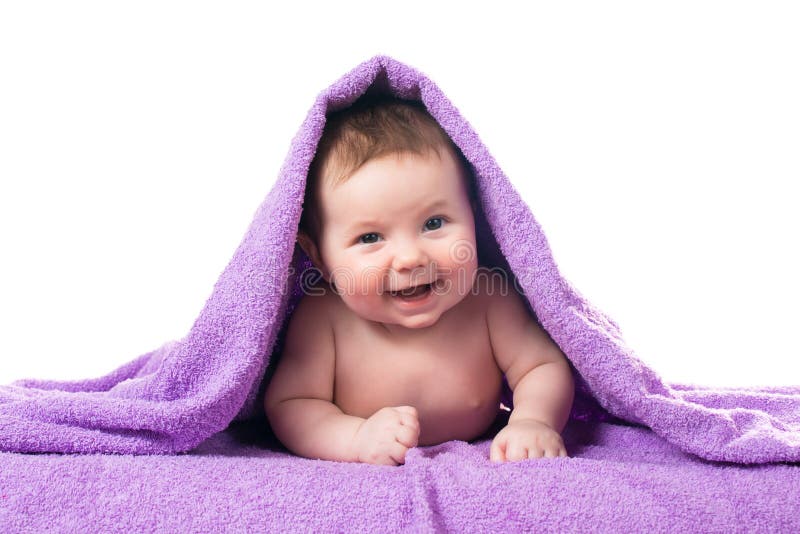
2;423;799;531
1;54;799;466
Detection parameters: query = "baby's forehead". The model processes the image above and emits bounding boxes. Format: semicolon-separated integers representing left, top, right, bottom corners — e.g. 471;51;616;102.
322;147;466;190
314;146;474;220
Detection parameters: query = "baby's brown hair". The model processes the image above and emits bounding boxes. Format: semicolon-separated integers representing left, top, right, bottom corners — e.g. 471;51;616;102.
299;95;478;246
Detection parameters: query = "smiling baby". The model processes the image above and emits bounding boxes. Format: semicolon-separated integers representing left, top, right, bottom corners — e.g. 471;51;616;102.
264;96;575;466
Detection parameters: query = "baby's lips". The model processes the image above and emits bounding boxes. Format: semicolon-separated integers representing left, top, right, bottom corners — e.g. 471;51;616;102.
388;281;433;296
386;267;438;290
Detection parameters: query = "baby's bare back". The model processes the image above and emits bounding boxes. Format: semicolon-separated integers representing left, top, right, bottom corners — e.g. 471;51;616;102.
328;287;504;446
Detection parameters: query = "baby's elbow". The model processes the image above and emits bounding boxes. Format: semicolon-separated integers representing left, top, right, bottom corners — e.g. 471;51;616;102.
561;358;575;390
264;393;290;438
563;362;576;408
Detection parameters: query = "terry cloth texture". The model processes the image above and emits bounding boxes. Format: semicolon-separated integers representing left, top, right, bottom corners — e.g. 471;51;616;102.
1;421;799;532
1;55;798;464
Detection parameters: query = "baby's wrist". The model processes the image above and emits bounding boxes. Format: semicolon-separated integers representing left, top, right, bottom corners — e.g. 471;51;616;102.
508;415;554;429
343;416;366;463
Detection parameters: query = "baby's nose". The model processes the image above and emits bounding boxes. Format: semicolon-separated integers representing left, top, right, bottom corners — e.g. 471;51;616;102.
391;240;429;272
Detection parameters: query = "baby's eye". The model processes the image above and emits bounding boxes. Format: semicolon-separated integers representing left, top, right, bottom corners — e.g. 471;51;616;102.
358;232;380;244
424;217;444;231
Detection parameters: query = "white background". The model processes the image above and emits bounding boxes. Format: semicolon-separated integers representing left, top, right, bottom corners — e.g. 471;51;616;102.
1;2;798;387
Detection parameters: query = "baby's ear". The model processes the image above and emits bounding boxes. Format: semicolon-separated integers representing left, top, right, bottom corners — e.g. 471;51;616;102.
296;231;329;281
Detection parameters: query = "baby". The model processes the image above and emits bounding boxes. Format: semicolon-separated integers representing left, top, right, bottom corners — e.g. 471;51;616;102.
264;97;575;466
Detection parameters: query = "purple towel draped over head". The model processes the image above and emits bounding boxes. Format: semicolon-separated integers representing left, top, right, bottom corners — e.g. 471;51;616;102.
1;55;799;464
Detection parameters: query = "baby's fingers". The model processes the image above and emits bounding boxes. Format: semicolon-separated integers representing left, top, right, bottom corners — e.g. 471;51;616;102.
506;441;528;462
490;437;506;463
399;412;420;432
393;405;418;418
395;424;419;448
539;447;569;459
390;441;411;466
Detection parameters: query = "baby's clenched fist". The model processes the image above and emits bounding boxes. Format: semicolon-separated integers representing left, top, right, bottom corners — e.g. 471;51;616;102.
349;405;420;466
490;418;568;462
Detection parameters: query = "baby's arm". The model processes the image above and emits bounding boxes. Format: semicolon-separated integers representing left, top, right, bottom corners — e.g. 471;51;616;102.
487;289;575;461
264;296;364;463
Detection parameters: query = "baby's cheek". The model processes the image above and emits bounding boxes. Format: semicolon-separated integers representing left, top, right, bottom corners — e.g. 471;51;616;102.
329;268;354;296
353;265;385;296
445;238;477;267
439;257;477;296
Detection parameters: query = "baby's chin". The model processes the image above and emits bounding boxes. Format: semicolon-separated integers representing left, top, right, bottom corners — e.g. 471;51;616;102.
342;293;467;331
387;314;443;330
350;305;446;330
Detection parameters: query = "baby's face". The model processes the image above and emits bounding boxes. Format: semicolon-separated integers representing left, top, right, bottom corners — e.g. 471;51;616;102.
311;148;478;330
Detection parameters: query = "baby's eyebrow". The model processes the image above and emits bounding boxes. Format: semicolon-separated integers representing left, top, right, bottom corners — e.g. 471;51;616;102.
420;199;449;213
346;219;382;232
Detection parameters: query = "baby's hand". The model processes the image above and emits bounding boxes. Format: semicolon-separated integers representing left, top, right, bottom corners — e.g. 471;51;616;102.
490;418;568;463
349;406;420;466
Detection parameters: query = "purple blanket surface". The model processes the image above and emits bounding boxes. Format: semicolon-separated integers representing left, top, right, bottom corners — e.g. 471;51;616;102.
2;418;798;532
1;55;799;530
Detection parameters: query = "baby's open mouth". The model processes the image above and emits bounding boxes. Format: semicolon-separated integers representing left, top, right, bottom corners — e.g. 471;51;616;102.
389;282;433;300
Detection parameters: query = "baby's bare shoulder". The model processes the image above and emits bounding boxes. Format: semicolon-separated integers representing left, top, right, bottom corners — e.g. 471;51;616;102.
264;288;338;409
290;287;337;327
